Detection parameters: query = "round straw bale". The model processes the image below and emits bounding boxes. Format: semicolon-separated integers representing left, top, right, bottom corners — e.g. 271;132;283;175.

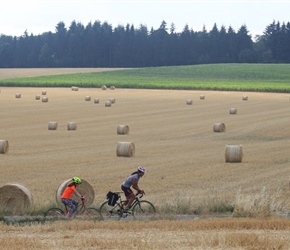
101;85;107;90
42;90;47;95
117;125;129;135
42;96;48;102
186;99;192;105
105;101;111;107
35;94;40;100
71;86;79;91
116;141;135;157
213;123;226;132
110;86;115;90
0;140;9;154
242;96;248;101
67;122;77;130
94;98;99;104
225;144;243;163
0;183;33;212
229;108;237;114
48;121;58;130
15;93;21;98
200;95;205;100
55;178;95;206
109;98;115;103
85;96;91;101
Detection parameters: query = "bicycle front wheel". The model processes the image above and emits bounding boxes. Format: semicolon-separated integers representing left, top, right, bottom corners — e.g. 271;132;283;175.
44;208;65;220
85;208;102;221
132;200;156;220
99;201;122;220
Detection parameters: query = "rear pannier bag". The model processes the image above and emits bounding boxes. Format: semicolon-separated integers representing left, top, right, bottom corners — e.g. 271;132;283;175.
106;191;119;206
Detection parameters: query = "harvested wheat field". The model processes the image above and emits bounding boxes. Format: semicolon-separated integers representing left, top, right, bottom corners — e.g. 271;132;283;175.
1;79;290;248
0;68;126;79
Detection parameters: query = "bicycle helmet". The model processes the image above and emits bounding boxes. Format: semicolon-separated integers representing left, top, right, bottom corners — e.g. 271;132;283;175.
72;176;82;184
137;166;146;173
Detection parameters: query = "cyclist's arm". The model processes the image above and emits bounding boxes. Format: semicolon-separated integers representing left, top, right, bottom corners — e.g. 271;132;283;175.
132;178;141;192
73;188;82;199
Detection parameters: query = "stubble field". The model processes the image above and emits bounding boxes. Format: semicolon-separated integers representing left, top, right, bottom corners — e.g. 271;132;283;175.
1;69;290;249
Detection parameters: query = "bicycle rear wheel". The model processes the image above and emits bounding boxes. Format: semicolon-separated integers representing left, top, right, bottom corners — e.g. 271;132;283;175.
44;208;65;220
99;201;122;220
132;200;156;220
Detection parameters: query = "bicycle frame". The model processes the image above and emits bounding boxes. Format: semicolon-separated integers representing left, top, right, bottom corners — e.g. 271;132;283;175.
63;199;87;216
114;192;143;209
126;193;144;209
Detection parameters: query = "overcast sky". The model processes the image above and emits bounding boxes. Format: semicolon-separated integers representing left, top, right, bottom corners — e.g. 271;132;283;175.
1;0;290;39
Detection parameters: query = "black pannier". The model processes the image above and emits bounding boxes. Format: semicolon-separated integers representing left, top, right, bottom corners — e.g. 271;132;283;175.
106;191;119;206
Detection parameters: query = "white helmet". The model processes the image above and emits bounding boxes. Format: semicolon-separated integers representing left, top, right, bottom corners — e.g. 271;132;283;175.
137;166;146;173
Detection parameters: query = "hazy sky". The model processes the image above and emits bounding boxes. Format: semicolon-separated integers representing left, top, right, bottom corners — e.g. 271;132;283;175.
1;0;290;39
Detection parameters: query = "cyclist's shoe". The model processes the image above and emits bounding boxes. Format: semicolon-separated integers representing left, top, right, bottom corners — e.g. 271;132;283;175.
123;209;132;215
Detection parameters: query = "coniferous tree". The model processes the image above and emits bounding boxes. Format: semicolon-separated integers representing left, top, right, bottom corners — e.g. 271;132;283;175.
1;19;290;67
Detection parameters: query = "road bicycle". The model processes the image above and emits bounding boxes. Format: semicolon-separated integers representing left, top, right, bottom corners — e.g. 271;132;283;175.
99;191;156;220
44;198;101;221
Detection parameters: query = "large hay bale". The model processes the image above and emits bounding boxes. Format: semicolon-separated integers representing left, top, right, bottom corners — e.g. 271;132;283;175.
242;96;248;101
55;179;95;206
186;99;192;105
94;98;99;104
0;140;9;154
110;86;115;90
15;93;21;98
42;96;48;102
35;94;40;100
229;108;237;114
67;122;77;130
225;145;243;163
109;98;115;104
116;141;135;157
101;85;107;90
85;96;91;101
213;123;226;132
48;121;58;130
42;90;47;95
117;125;129;135
0;183;33;212
200;95;205;100
105;101;111;107
71;86;79;91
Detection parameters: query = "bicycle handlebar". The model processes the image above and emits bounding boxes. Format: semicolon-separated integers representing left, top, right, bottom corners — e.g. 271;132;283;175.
136;191;144;198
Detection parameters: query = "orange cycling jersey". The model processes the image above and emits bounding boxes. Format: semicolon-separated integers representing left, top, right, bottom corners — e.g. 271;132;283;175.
61;185;76;199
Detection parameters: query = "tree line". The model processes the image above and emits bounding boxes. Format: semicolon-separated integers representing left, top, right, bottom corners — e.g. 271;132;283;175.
0;20;289;68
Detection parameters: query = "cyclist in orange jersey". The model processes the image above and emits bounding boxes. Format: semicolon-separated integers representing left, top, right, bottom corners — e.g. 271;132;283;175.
61;177;85;217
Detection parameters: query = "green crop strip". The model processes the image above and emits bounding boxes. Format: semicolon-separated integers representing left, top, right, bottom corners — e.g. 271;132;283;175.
1;64;290;92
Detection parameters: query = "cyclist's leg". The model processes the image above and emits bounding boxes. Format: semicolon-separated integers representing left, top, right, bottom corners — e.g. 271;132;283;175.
70;200;79;216
121;185;135;210
61;198;78;217
61;198;71;217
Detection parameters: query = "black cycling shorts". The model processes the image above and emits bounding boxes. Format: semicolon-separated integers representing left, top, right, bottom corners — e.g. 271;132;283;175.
121;185;133;197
